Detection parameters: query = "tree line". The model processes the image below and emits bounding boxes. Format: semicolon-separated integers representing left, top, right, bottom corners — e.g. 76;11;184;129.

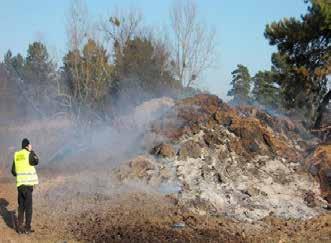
0;0;215;121
0;0;329;128
228;0;330;128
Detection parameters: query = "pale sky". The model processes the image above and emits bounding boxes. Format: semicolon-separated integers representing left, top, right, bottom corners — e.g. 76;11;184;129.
0;0;308;100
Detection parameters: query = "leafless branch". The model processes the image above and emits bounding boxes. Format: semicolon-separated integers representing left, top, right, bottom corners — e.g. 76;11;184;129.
99;7;144;58
169;0;217;87
66;0;90;51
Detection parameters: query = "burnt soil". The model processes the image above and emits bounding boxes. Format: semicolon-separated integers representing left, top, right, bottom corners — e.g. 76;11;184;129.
0;177;330;243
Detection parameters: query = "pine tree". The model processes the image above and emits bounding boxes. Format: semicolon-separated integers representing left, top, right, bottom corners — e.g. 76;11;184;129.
227;64;251;103
4;50;24;76
24;42;55;85
252;70;280;108
112;36;180;107
264;0;330;124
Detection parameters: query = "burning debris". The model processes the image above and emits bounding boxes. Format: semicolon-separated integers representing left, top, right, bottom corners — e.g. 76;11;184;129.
114;94;329;221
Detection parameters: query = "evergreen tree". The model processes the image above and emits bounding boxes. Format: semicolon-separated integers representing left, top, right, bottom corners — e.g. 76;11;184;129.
2;44;57;116
4;50;12;65
252;70;280;108
264;0;330;124
227;64;251;103
4;50;24;76
23;42;57;109
112;36;180;107
24;42;55;85
316;0;331;29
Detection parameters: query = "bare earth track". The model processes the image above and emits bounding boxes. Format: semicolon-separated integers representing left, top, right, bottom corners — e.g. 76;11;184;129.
0;177;330;243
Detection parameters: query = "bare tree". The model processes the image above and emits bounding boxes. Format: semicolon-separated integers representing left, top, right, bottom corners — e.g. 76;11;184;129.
66;0;90;51
100;8;144;59
64;0;90;116
169;0;216;87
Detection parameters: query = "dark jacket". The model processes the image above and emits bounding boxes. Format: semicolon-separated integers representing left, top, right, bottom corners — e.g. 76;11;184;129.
11;149;39;177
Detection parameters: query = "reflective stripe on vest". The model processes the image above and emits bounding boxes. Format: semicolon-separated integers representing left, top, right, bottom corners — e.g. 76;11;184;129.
14;149;38;187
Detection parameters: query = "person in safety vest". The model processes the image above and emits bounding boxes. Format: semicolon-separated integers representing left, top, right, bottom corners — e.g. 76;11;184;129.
11;138;39;234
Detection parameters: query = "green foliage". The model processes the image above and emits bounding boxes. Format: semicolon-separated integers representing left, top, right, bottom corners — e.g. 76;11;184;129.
314;0;331;29
62;39;113;112
264;0;330;123
4;50;12;65
4;50;24;77
24;42;55;86
3;43;57;116
252;70;280;108
112;37;181;106
227;64;251;103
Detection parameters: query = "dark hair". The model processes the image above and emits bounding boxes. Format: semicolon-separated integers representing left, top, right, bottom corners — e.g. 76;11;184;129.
22;138;30;149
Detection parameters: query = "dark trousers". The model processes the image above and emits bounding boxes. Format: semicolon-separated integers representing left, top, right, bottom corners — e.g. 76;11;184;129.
17;185;33;229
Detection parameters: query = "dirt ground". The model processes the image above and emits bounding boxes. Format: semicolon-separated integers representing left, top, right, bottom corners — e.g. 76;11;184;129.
0;175;330;243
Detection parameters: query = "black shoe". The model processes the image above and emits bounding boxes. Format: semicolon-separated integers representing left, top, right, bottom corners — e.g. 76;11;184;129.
16;226;25;234
24;228;35;234
16;228;25;234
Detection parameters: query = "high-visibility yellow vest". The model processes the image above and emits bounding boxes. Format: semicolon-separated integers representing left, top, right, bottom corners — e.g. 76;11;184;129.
14;149;38;187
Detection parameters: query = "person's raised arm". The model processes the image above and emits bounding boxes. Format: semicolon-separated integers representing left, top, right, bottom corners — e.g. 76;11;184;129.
29;150;39;166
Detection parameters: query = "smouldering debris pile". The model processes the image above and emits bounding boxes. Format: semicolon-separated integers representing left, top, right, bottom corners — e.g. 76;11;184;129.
115;94;329;221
